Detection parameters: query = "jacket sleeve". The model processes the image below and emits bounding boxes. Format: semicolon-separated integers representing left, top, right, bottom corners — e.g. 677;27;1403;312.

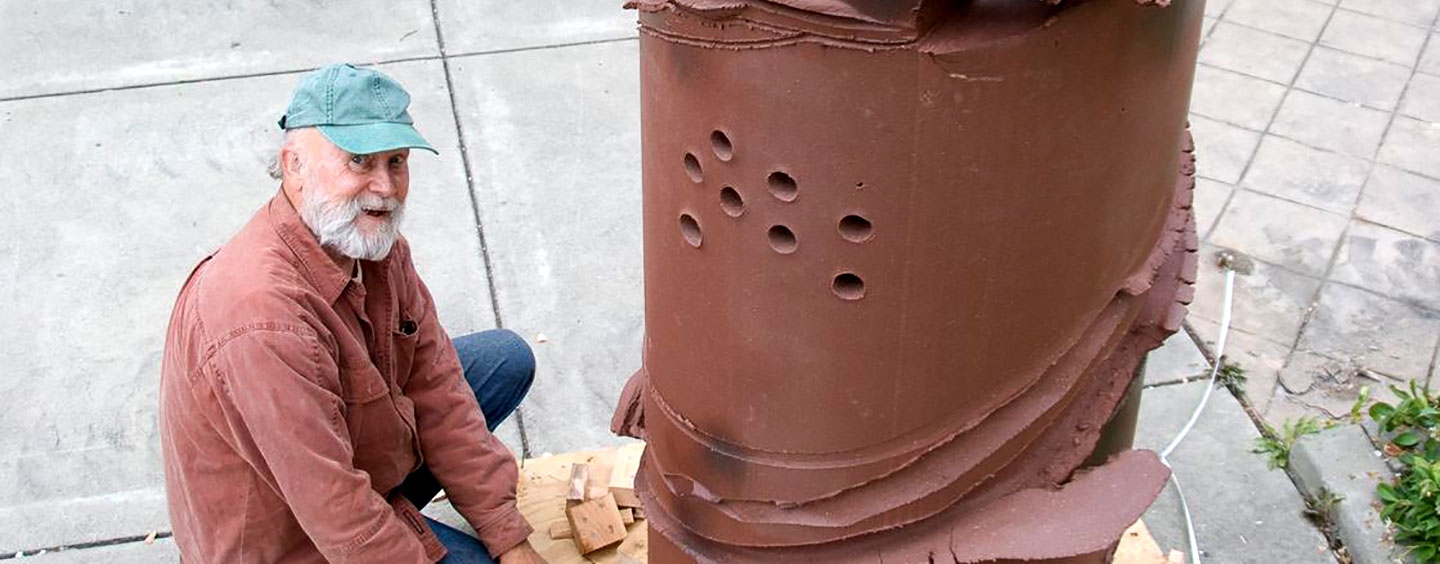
209;326;436;563
403;275;535;556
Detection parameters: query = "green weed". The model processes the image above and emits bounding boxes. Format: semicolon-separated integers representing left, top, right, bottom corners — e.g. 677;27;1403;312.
1253;417;1323;470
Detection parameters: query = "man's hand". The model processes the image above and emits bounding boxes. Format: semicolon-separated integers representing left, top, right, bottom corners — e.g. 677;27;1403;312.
497;540;547;564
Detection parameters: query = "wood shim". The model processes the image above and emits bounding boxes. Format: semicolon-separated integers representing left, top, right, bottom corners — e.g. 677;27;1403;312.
567;463;590;502
610;487;642;509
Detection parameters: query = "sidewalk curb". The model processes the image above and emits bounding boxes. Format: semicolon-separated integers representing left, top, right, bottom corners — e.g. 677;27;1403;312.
1290;425;1408;564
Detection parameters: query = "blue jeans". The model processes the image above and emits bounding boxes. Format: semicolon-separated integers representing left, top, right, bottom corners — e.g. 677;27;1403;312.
394;329;535;564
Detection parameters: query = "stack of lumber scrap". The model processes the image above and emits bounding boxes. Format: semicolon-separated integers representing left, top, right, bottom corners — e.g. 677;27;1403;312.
510;443;1179;563
515;443;647;563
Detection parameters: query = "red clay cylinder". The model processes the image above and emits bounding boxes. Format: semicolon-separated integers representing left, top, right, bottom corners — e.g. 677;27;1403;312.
613;0;1204;561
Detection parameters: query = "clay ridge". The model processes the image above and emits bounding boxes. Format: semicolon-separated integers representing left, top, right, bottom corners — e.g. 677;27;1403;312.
625;0;1172;52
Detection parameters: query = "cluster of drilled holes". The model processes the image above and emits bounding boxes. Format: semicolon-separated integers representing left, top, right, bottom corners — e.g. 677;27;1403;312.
676;134;870;300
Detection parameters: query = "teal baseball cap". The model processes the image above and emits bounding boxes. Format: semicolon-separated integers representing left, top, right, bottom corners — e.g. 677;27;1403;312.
278;63;437;155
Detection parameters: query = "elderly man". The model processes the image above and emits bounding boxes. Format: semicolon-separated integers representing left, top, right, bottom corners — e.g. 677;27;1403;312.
160;64;545;563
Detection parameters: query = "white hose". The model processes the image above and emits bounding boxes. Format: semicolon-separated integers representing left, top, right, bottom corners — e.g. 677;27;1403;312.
1158;266;1236;564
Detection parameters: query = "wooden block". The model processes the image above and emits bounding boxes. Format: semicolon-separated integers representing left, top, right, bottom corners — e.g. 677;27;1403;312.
620;508;635;525
610;445;644;489
565;493;628;555
548;521;574;540
1113;520;1173;564
567;463;590;502
610;487;642;509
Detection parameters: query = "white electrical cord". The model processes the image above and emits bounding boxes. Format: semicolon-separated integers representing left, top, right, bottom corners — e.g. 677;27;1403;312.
1158;266;1236;564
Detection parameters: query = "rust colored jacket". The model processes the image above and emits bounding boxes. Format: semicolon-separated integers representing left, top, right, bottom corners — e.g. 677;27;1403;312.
160;191;532;563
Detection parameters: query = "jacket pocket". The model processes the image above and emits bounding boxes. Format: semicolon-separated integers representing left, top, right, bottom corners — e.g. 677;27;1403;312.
338;357;411;487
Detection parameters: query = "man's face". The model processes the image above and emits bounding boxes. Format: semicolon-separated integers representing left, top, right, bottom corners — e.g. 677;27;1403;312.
289;129;411;261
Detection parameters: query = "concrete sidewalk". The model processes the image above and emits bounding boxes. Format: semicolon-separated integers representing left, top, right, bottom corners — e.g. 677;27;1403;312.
2;0;1431;560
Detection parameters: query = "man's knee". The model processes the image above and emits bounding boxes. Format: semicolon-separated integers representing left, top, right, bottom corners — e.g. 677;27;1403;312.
492;329;536;394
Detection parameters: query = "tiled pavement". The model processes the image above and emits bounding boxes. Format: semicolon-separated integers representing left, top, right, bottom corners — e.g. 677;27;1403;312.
0;0;1433;560
1187;0;1440;424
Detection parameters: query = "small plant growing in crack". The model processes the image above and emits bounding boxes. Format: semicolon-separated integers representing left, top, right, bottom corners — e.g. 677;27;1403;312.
1303;487;1352;563
1216;361;1247;398
1253;417;1324;470
1369;381;1440;562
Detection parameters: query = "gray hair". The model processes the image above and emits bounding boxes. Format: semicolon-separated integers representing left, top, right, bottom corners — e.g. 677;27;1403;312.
267;130;302;180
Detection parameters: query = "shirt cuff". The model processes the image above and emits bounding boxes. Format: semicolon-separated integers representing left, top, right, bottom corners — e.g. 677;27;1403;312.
470;504;535;557
389;495;448;563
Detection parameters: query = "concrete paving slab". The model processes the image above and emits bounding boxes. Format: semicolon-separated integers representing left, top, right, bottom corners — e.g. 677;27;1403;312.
447;42;644;456
1207;0;1237;18
0;489;167;558
1270;89;1392;159
1190;64;1289;130
1200;22;1312;83
1225;0;1334;42
1241;134;1370;214
0;1;440;100
1377;116;1440;179
1193;177;1235;239
1137;382;1338;563
0;59;492;550
1421;34;1440;74
435;0;636;55
1189;318;1294;415
1398;72;1440;123
1295;46;1413;112
1340;0;1440;27
1146;332;1212;387
21;537;178;563
1296;284;1440;380
1356;165;1440;243
1190;115;1263;184
1187;241;1323;349
1331;220;1440;311
1209;190;1349;277
1321;9;1430;66
1290;425;1405;564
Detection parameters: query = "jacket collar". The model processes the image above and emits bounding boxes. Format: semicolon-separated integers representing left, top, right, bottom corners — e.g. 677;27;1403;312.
267;189;351;305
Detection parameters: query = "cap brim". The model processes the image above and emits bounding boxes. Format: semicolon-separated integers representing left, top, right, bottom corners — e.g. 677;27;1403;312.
317;122;438;155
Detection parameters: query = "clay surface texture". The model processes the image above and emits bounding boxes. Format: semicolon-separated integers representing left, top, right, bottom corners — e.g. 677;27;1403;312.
612;0;1204;561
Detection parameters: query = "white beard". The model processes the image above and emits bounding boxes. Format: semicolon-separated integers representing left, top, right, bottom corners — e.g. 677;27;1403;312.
298;181;405;262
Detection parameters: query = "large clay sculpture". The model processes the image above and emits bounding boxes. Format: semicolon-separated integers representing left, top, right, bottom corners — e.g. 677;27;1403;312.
612;0;1203;561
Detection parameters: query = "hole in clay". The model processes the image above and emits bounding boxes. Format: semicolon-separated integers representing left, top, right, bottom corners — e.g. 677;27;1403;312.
767;171;798;202
838;214;873;243
832;272;865;301
767;225;797;254
679;214;703;248
711;130;734;161
684;153;703;183
719;187;745;217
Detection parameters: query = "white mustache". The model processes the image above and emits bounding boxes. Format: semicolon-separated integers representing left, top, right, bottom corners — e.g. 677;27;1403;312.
356;194;402;213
